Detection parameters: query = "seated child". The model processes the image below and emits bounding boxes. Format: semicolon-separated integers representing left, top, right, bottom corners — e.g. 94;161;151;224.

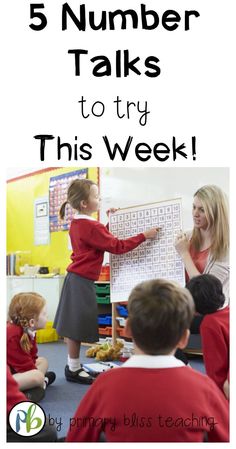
66;279;229;442
186;274;229;394
7;292;56;402
7;365;57;442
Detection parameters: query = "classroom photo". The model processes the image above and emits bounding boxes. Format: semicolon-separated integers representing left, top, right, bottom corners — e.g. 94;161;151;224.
6;167;229;442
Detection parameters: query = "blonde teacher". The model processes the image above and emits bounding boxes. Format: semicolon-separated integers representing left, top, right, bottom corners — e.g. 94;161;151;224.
175;185;229;307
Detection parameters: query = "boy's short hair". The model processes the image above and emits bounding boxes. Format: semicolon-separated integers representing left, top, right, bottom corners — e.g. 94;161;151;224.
186;274;225;315
128;279;195;355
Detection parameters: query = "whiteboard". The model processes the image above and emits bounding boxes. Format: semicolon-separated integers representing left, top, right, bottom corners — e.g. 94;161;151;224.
100;167;229;230
109;199;185;303
100;167;229;265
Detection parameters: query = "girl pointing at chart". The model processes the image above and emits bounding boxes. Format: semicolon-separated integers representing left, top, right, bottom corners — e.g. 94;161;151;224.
53;179;158;384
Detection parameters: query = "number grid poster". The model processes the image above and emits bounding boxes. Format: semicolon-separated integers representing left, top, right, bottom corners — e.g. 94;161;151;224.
109;198;185;302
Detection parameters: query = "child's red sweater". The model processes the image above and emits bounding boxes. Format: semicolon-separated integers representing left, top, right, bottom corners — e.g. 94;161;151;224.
68;218;145;280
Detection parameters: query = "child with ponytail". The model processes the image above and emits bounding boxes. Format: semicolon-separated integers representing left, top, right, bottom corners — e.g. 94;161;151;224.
53;178;159;384
7;292;56;402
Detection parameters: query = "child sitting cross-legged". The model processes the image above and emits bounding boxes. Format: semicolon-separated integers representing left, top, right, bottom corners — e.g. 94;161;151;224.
7;366;57;442
7;292;56;403
66;279;229;443
186;274;229;396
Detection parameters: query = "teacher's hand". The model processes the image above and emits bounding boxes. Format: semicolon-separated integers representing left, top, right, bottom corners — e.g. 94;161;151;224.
174;232;190;256
106;207;120;217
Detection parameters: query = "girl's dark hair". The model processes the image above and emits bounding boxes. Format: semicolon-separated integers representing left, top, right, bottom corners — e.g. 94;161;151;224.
186;274;225;315
128;279;195;355
59;179;96;219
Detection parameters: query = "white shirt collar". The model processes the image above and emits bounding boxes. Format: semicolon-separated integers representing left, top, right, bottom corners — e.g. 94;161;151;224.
73;213;96;221
122;354;185;369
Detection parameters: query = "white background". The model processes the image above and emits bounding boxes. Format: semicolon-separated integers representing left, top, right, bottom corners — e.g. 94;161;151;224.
1;0;235;167
1;0;235;447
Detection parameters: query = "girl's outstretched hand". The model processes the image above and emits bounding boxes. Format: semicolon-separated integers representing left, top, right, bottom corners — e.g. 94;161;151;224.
144;227;160;239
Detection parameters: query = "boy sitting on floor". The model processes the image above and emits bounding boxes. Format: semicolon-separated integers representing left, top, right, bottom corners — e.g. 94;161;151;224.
186;274;229;396
66;279;228;442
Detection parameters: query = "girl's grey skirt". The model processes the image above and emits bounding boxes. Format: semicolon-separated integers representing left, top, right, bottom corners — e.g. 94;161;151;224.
53;272;99;342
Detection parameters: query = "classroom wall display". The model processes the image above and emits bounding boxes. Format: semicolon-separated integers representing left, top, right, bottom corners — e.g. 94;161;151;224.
49;168;88;232
109;199;185;303
7;167;98;274
34;196;50;246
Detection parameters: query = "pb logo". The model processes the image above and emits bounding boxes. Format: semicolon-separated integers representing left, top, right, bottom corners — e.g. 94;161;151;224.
9;402;46;437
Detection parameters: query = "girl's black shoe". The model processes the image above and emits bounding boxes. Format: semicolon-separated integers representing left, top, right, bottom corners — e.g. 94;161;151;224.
65;365;93;384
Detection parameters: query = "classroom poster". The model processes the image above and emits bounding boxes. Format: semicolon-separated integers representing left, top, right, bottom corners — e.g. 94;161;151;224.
49;168;88;231
2;0;235;445
34;196;50;245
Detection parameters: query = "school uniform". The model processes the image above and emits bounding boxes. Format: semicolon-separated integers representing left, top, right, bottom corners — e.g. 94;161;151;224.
185;239;229;335
200;306;229;391
66;354;229;442
7;322;38;373
7;365;27;414
53;215;145;342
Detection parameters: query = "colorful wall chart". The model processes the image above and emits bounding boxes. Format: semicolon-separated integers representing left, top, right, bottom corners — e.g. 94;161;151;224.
49;169;88;232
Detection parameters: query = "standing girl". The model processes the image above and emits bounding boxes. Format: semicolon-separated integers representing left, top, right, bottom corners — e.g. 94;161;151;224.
53;179;158;384
7;292;56;402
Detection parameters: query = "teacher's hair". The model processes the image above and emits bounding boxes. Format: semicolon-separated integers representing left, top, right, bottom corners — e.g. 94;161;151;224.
191;185;229;261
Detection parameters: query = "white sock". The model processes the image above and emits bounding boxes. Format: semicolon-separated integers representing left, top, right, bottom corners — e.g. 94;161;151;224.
67;356;90;377
68;356;81;372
